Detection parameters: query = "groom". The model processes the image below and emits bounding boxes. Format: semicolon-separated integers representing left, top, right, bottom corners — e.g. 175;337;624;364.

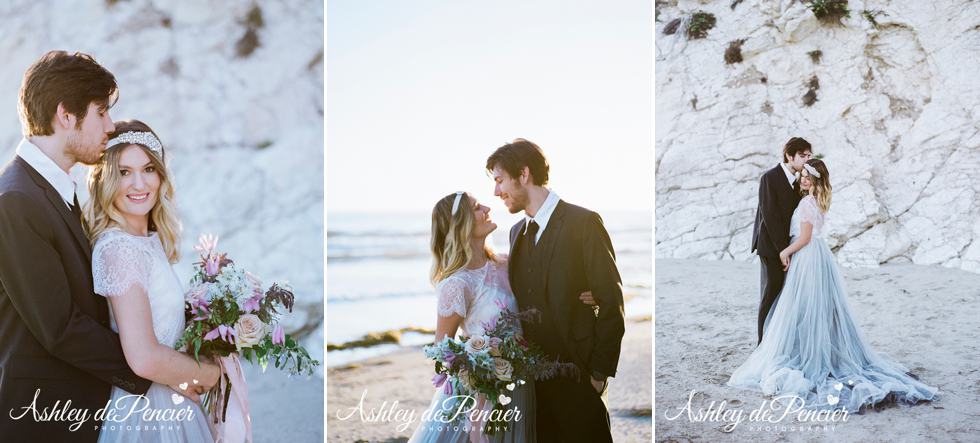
0;51;154;442
751;137;812;344
487;139;625;443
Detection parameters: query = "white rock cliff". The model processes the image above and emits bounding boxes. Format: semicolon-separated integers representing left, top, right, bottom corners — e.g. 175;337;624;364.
656;0;980;273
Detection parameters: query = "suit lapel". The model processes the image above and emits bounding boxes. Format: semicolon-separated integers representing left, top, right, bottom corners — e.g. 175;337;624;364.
508;220;525;292
774;164;795;193
534;201;566;291
16;158;92;261
509;219;525;261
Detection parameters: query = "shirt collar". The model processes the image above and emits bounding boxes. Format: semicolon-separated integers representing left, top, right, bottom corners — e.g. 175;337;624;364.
524;190;560;241
16;138;76;205
780;162;798;185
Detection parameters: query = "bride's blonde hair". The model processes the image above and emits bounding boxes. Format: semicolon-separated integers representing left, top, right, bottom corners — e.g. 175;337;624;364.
84;119;181;263
429;192;495;285
804;159;832;213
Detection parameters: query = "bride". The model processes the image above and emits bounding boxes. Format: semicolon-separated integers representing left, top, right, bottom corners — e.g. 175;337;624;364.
410;192;595;443
84;120;218;442
728;159;938;412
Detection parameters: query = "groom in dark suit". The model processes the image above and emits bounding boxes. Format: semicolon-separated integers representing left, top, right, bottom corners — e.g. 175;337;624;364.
488;139;625;443
0;51;153;442
751;137;812;344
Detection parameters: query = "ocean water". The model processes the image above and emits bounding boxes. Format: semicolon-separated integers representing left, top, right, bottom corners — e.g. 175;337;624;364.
326;210;651;366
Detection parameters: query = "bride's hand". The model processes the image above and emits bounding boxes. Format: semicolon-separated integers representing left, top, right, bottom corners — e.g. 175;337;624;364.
779;250;791;271
170;383;201;403
197;360;221;392
579;291;596;305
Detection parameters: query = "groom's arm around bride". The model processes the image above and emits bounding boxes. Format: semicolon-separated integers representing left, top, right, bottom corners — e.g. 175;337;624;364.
0;50;151;442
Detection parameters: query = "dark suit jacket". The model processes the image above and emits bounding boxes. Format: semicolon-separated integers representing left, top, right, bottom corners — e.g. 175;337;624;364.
751;164;802;258
508;200;625;378
0;155;150;442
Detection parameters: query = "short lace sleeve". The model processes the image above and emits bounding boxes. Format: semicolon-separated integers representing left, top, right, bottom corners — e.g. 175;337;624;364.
799;196;824;231
436;276;468;318
92;231;153;297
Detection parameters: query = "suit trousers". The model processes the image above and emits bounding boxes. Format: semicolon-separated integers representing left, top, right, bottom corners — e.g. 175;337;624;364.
534;375;612;443
758;254;786;344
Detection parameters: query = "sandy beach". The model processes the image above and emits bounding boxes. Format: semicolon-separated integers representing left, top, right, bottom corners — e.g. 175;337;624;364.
655;259;980;442
327;316;652;442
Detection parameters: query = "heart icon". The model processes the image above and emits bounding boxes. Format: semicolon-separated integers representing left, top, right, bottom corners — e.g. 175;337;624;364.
827;394;839;406
498;394;511;405
518;379;525;385
179;382;189;390
172;393;185;405
833;382;843;391
193;379;199;384
847;380;854;386
506;383;516;391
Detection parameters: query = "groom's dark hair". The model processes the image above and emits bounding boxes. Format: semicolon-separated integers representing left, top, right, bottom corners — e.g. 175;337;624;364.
485;138;550;186
18;50;118;136
783;137;812;162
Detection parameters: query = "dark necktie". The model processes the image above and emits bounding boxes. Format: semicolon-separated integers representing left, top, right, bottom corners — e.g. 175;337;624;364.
70;193;81;220
525;220;539;245
523;220;540;261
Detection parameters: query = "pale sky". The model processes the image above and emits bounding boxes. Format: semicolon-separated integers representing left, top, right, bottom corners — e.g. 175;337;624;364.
327;0;652;213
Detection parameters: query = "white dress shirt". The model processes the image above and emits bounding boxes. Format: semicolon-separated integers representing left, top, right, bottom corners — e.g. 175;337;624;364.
780;162;798;187
524;190;560;244
16;138;76;208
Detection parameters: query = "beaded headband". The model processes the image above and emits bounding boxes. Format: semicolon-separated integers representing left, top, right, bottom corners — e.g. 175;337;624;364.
106;131;163;158
451;192;464;215
803;163;821;179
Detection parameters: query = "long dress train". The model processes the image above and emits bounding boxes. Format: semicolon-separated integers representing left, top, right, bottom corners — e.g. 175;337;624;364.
728;196;938;412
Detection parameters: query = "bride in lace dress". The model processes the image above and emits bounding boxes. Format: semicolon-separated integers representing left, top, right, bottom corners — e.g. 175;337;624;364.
410;192;596;443
84;120;218;442
728;159;938;412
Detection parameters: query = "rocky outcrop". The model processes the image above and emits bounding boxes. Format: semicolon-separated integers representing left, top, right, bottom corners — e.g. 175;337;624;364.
656;0;980;272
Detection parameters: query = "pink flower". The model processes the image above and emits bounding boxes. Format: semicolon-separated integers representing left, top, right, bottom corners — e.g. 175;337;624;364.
272;324;286;346
242;294;262;313
194;234;219;257
443;379;453;396
204;324;236;343
204;255;220;277
192;301;210;321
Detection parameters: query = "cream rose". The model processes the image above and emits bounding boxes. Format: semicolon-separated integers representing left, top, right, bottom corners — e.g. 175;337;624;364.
234;314;267;350
493;358;513;381
465;335;490;354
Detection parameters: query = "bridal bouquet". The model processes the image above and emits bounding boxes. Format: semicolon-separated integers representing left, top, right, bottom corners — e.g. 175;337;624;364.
423;304;577;434
175;234;320;441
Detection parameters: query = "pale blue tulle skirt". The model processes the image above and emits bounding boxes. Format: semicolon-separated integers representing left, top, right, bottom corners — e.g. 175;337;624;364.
409;379;535;443
728;236;938;412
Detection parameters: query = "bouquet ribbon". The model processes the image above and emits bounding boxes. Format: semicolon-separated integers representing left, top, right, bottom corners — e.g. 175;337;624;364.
211;353;253;443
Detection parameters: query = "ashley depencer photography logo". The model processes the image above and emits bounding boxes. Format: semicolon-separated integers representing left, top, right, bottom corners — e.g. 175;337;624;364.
662;390;849;434
8;389;194;433
334;389;524;434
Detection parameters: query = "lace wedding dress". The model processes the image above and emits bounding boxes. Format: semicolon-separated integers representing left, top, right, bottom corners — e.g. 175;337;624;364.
728;196;938;412
410;255;536;443
92;227;214;443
